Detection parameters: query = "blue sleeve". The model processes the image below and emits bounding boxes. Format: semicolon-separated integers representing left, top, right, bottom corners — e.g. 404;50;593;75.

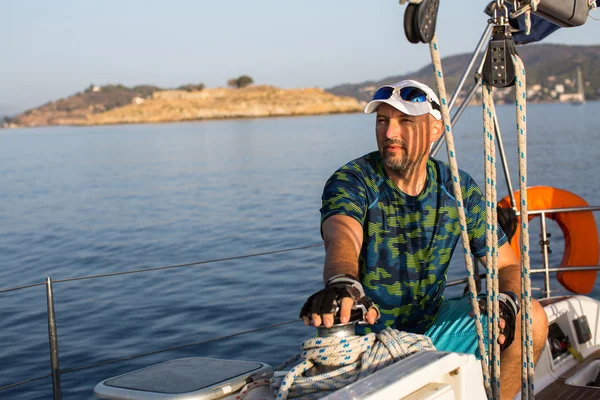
320;166;367;233
463;174;508;258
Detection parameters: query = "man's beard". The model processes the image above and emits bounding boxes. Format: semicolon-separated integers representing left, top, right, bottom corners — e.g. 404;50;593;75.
381;139;427;178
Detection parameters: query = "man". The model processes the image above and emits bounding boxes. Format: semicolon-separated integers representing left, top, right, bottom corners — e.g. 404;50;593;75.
300;80;548;399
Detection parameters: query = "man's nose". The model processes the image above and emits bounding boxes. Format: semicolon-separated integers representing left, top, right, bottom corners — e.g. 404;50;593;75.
385;121;401;139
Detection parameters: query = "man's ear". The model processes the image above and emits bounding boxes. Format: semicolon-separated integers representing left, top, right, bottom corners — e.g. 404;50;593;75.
431;118;444;142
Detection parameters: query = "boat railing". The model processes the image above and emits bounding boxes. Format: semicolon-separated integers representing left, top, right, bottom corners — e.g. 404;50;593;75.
528;205;600;298
1;206;599;399
0;244;323;399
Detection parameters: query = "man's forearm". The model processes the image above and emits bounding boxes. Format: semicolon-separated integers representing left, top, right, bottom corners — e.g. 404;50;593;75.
323;236;360;284
321;216;363;284
499;264;521;295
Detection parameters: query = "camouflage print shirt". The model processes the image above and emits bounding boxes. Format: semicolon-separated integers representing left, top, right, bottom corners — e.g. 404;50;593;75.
320;151;507;334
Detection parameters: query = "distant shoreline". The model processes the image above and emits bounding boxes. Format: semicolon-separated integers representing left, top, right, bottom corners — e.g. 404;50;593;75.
2;109;364;130
3;93;598;130
3;85;364;129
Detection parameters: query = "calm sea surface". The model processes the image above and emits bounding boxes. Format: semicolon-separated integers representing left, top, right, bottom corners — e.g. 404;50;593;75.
1;102;599;399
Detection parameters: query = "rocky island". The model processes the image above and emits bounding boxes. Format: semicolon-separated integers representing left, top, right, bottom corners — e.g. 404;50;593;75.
4;84;363;128
86;86;363;126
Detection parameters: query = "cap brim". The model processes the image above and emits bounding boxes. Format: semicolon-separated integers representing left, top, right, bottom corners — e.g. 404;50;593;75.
364;99;440;120
364;100;386;114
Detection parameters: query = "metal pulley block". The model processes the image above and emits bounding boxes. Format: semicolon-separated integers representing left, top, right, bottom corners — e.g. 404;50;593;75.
482;24;518;88
403;0;440;44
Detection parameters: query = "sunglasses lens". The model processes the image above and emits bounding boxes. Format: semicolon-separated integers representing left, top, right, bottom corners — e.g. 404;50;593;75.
399;87;429;103
371;85;440;114
372;87;395;101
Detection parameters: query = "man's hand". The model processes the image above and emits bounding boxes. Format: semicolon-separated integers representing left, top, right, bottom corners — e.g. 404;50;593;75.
475;243;522;349
299;275;379;328
476;291;520;351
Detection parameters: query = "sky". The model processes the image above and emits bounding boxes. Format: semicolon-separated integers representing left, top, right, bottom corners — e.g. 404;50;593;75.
1;0;599;114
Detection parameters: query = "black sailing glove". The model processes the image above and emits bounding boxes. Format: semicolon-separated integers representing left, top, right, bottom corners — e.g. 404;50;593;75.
299;275;379;325
497;206;518;244
477;291;520;351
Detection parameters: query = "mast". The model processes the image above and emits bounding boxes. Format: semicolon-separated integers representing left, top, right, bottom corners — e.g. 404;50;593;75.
577;66;585;103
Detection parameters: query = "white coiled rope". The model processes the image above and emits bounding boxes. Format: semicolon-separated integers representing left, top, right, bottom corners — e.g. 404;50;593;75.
271;328;435;400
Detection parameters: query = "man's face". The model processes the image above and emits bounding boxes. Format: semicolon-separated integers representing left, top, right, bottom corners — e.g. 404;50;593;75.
375;103;441;178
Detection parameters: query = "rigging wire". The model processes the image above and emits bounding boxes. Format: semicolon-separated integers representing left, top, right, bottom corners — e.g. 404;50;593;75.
0;243;324;293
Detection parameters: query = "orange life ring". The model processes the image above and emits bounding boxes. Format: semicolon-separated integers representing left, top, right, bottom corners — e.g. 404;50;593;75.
498;186;599;295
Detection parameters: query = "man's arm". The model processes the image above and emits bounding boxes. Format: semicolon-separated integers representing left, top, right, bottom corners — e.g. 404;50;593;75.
322;215;363;282
305;215;377;327
479;241;521;295
478;241;522;345
464;172;520;295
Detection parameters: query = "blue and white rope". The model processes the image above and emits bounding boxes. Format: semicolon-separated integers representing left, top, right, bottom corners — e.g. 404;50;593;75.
512;54;534;400
271;328;434;400
428;34;492;398
483;84;501;400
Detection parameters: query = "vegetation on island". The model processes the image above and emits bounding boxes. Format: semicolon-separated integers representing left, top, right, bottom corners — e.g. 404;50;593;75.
227;75;254;89
176;83;206;92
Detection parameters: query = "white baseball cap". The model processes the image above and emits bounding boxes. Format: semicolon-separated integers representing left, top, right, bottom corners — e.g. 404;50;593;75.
364;79;442;121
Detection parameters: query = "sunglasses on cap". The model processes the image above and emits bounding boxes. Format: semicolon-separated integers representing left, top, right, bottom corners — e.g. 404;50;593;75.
372;86;441;112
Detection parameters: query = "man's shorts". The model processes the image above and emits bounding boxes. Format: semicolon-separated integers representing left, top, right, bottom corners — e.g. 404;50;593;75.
425;296;489;359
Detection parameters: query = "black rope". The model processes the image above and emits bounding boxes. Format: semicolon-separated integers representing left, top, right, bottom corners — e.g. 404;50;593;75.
0;243;324;292
53;243;323;284
0;282;46;294
0;374;52;392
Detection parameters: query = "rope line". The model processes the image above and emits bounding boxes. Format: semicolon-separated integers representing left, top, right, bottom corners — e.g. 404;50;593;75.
483;84;501;399
513;54;535;400
428;34;492;398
